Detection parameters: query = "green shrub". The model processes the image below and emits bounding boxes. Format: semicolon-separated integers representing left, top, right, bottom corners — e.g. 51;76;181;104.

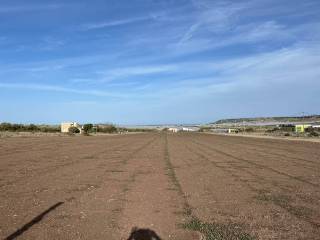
308;131;319;137
39;125;60;132
68;126;80;134
0;123;60;132
97;125;117;133
245;127;254;132
83;123;93;134
0;123;12;131
26;124;39;131
125;128;154;132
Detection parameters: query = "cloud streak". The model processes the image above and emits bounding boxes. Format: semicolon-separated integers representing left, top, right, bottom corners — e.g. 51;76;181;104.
0;83;124;98
132;43;320;101
1;0;319;123
96;65;177;82
82;16;150;30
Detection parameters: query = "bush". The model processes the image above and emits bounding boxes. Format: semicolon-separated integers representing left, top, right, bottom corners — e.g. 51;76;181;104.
308;131;319;137
0;123;12;131
68;126;80;134
126;128;154;132
39;125;60;132
97;125;117;133
245;127;254;132
27;124;39;131
266;127;279;133
199;127;212;132
83;123;93;134
0;123;60;132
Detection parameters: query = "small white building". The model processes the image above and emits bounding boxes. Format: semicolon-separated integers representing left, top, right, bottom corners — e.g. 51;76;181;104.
168;127;180;133
182;127;199;132
228;128;239;134
61;122;82;133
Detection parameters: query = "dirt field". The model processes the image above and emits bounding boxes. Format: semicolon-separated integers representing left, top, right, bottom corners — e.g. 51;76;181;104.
0;133;319;240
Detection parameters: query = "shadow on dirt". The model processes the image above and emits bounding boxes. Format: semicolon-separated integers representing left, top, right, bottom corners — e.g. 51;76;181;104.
5;202;64;240
127;227;162;240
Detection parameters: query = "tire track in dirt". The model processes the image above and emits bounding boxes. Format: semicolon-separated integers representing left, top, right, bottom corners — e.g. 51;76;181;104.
115;133;200;240
0;136;98;158
0;135;158;239
186;137;304;191
184;138;320;229
0;140;133;188
184;144;258;192
191;135;320;193
52;135;160;240
214;133;320;153
169;134;320;239
197;134;320;168
191;138;319;188
192;134;320;188
1;135;157;198
2;133;319;240
0;134;152;183
0;135;131;170
201;134;320;165
164;134;255;240
0;135;138;179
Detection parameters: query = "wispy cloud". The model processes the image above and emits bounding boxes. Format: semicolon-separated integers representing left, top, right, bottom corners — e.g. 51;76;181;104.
0;83;124;98
176;1;249;47
98;65;177;82
134;42;320;102
192;0;249;32
1;0;319;123
172;19;316;56
0;4;63;13
172;0;317;55
66;65;177;85
81;16;150;30
178;23;200;45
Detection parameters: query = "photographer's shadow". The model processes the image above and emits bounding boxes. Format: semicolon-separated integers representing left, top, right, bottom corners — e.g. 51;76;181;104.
127;227;162;240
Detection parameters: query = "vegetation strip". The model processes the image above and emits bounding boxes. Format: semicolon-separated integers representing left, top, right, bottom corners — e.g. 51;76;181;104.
256;192;319;228
182;217;254;240
164;134;255;240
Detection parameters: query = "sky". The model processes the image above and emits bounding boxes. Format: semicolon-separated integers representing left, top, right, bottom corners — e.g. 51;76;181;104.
0;0;320;125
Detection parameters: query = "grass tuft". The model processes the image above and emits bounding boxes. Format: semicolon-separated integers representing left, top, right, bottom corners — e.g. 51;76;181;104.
256;192;313;220
182;217;255;240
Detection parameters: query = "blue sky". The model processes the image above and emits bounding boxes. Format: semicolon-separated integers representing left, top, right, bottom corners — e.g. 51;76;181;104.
0;0;319;124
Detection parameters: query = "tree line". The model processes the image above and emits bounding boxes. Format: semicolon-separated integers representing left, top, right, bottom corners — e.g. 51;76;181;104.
0;122;155;134
0;123;60;132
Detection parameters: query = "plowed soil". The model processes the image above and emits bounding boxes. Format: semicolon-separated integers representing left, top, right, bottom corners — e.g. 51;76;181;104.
0;133;319;240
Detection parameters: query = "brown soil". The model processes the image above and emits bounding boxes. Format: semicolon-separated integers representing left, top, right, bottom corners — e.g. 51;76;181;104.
0;133;319;240
207;132;320;143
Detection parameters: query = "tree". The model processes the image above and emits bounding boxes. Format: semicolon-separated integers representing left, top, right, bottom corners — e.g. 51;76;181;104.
97;125;117;133
27;124;39;131
83;123;93;134
68;126;80;134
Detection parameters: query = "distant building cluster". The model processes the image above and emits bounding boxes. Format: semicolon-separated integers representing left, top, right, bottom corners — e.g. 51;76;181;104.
167;126;199;132
225;124;320;134
293;124;320;133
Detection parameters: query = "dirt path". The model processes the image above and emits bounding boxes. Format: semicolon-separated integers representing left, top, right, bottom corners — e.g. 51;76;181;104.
1;133;319;239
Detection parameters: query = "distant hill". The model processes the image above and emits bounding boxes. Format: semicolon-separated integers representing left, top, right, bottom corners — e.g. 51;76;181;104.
212;115;320;125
